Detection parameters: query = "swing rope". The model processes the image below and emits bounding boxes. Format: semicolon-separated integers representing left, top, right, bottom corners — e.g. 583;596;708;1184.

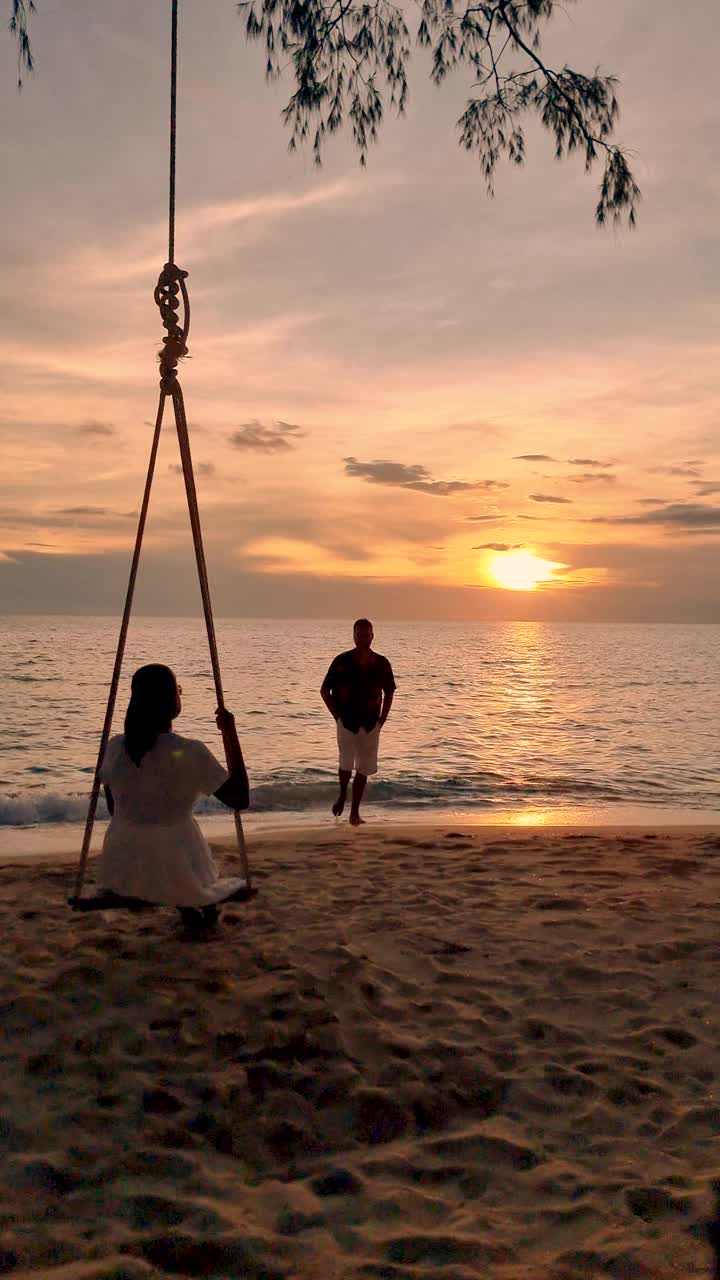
72;0;251;903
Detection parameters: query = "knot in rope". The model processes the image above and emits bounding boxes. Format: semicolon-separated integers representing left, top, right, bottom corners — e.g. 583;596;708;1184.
154;262;190;392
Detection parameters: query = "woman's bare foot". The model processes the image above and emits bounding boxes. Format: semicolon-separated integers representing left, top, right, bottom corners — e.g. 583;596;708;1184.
332;795;346;817
349;812;366;826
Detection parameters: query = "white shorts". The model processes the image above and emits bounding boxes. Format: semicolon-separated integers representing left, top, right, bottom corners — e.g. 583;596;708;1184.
336;721;381;776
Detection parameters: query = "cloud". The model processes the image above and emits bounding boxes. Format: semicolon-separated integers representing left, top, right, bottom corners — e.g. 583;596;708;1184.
343;458;505;497
529;493;574;504
56;506;110;516
169;462;215;477
77;420;115;436
182;182;356;239
587;503;720;529
665;528;720;539
691;480;720;496
473;542;525;551
637;498;668;506
466;514;504;523
516;456;614;471
649;465;703;478
229;420;306;453
0;506;138;535
64;180;360;286
513;454;557;462
565;473;617;485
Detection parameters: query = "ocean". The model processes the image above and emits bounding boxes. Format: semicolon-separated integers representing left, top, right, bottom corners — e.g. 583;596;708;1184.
0;616;718;835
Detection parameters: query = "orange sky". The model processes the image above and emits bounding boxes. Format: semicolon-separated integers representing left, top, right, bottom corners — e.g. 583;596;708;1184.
1;0;719;620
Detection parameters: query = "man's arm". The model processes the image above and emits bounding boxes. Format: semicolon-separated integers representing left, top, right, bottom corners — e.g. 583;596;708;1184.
321;661;338;719
379;689;394;727
104;784;114;817
379;661;396;727
321;685;338;719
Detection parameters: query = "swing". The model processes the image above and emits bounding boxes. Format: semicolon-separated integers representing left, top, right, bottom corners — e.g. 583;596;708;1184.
68;0;255;912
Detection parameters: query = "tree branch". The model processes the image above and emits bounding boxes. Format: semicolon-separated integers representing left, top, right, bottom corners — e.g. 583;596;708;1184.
9;0;35;87
492;0;640;222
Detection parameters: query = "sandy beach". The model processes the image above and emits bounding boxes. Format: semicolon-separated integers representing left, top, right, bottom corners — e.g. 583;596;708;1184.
2;822;720;1278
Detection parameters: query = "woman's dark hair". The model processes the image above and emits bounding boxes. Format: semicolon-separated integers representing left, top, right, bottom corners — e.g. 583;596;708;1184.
123;664;178;767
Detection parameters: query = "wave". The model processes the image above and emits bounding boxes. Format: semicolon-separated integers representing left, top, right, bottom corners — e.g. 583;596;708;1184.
1;768;708;828
0;792;106;827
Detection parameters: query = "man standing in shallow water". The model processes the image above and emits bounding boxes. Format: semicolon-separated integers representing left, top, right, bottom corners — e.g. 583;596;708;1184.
321;619;396;825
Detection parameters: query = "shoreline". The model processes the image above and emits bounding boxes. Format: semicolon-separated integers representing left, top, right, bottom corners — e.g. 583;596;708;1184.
1;809;719;867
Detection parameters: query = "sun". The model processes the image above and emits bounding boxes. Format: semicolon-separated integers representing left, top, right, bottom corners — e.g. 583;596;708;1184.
488;549;567;591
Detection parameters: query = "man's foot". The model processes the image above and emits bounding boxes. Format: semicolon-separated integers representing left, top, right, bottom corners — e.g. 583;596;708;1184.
332;794;346;817
202;904;220;927
349;812;366;826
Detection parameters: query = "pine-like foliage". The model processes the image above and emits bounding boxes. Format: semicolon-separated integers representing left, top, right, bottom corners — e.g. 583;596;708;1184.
239;0;640;224
9;0;34;88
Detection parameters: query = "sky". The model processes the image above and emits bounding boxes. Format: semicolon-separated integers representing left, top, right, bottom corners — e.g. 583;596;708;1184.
1;0;719;621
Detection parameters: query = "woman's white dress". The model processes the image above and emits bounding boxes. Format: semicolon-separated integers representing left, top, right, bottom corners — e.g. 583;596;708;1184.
98;732;245;907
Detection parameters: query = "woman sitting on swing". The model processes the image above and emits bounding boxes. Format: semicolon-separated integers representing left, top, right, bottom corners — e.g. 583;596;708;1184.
97;663;249;928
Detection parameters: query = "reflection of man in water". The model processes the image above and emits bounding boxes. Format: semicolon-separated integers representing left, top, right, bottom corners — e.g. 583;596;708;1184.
321;619;396;825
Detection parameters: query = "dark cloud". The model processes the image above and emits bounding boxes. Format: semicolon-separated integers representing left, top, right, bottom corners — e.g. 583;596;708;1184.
565;473;617;485
466;514;503;522
0;507;136;528
77;420;115;436
519;456;614;470
637;498;668;506
691;480;720;496
229;420;306;453
529;493;574;504
56;506;109;516
649;465;703;478
343;457;504;497
667;528;720;538
586;503;720;529
169;462;215;477
513;454;557;462
473;542;524;551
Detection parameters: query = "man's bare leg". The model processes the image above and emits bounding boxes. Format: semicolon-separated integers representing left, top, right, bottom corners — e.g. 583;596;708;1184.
349;772;367;825
333;769;351;817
